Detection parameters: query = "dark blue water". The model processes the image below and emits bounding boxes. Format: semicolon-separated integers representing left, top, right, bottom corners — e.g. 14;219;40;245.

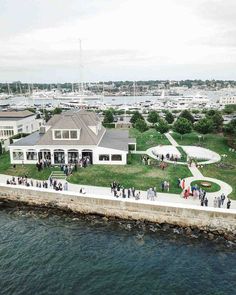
0;210;235;295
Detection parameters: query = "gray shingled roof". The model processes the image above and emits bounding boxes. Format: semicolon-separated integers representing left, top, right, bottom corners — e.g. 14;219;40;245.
0;110;34;118
99;129;136;151
9;110;136;152
10;132;43;146
37;110;105;146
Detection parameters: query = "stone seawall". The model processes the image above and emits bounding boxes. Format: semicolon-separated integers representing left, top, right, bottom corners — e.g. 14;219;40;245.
0;184;236;237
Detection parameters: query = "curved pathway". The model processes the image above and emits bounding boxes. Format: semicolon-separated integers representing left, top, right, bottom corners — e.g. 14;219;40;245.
163;133;233;198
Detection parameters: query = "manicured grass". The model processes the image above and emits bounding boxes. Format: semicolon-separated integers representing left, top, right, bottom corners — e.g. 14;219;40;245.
172;132;204;146
190;180;221;193
0;152;11;173
176;146;188;162
0;152;59;180
129;128;170;151
68;154;192;193
172;132;236;199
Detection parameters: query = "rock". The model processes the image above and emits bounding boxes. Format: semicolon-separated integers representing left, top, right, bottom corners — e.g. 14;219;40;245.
190;234;199;239
208;233;215;240
126;224;132;231
224;234;236;242
185;227;192;236
162;224;170;231
173;228;180;234
149;225;157;232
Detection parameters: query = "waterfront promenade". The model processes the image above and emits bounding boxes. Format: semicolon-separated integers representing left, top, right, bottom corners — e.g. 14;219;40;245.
0;173;235;210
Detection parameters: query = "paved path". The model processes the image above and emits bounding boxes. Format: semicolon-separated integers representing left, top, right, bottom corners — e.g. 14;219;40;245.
188;164;203;178
165;132;179;146
165;132;233;199
1;173;235;210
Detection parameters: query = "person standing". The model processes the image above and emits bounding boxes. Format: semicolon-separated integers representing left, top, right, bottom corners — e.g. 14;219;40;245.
204;197;208;207
161;182;164;192
213;197;217;208
64;182;68;191
221;193;225;206
128;188;131;198
227;199;231;209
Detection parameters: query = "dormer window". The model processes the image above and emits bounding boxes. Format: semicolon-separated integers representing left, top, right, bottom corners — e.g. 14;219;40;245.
53;129;79;140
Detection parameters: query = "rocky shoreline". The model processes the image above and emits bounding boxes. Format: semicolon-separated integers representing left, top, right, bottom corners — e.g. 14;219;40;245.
1;198;235;248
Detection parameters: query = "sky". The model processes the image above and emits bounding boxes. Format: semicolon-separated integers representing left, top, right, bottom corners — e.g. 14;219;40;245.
0;0;236;82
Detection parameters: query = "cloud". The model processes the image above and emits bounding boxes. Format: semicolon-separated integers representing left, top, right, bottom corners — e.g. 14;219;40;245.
1;0;236;81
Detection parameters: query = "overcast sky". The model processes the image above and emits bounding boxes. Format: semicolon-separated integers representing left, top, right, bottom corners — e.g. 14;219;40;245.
0;0;236;82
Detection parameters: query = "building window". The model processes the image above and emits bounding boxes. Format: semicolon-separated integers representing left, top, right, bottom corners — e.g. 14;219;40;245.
54;130;61;139
26;151;37;160
17;125;23;132
99;154;110;161
70;130;77;139
54;150;65;164
111;154;122;161
62;130;70;139
13;151;24;160
53;129;79;140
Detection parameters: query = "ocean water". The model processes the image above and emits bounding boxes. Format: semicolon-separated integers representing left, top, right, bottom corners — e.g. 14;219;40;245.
0;209;235;295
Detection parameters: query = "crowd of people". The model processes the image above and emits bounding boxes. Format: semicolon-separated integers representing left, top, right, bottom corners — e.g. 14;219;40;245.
161;181;170;192
110;181;141;200
6;176;69;192
213;194;231;209
36;159;51;172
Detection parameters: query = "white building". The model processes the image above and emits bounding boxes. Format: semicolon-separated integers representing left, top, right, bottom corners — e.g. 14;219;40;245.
0;110;43;140
220;96;236;105
9;110;136;165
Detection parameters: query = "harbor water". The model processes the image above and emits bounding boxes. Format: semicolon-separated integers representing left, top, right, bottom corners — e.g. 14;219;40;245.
0;209;235;295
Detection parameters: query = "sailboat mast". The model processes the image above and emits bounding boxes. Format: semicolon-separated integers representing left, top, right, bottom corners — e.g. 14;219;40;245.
79;39;84;95
133;81;136;105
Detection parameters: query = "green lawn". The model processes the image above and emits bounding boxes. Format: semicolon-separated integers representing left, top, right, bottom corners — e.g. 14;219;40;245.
0;152;58;180
190;180;221;193
129;128;170;151
68;154;191;193
176;146;188;162
172;132;236;199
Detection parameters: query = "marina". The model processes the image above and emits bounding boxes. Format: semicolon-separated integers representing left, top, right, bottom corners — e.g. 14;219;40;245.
0;88;235;113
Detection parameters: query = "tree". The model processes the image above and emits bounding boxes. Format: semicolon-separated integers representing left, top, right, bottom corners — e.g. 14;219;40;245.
194;118;213;138
173;117;192;139
156;119;169;136
165;111;174;124
103;110;114;124
134;119;148;133
53;107;63;115
206;110;224;132
130;111;144;126
147;111;160;125
224;119;236;148
223;104;236;115
179;110;194;124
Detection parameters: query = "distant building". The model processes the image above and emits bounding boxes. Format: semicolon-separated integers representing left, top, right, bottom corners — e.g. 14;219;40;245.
220;96;236;105
9;110;136;165
0;110;42;140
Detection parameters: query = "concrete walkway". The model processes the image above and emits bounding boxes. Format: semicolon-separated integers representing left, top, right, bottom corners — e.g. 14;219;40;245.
165;133;233;199
1;172;235;210
188;164;204;178
165;132;179;146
